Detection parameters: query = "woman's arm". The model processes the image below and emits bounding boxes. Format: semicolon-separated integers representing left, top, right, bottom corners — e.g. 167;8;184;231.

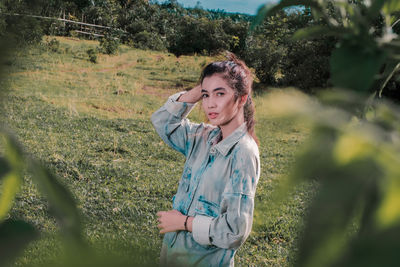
151;85;202;156
156;210;194;234
177;84;202;103
153;85;201;233
192;148;260;249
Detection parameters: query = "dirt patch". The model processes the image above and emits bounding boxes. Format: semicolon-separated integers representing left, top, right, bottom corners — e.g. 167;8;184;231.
60;62;137;74
64;37;81;42
141;85;175;98
89;103;138;114
97;62;136;73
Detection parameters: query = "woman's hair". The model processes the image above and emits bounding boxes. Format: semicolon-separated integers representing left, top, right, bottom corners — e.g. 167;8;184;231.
200;52;258;145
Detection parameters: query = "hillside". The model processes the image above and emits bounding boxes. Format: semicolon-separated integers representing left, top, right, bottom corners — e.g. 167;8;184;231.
1;37;313;266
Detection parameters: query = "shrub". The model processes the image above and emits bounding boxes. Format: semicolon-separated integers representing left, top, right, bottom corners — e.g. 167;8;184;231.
99;36;119;55
166;16;230;56
86;48;97;63
5;16;44;46
46;38;60;53
132;31;166;51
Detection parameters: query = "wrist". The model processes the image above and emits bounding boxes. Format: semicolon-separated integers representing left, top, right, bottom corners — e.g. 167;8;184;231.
184;216;189;231
177;85;201;103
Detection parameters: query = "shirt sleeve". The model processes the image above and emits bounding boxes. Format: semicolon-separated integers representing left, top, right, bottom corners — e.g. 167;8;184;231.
151;92;199;156
192;147;260;249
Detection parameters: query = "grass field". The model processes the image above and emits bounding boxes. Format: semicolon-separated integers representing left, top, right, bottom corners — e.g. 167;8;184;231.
1;36;314;266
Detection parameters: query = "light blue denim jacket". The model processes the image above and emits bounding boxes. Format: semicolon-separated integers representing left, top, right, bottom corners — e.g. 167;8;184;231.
151;92;260;267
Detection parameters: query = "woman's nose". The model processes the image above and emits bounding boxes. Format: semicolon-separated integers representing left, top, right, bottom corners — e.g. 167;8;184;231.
208;97;217;108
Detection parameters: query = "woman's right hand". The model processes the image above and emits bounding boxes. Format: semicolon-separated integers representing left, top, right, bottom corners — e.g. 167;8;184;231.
177;84;202;103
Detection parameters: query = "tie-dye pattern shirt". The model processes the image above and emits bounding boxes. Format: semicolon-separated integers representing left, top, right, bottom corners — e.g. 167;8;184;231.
151;92;260;267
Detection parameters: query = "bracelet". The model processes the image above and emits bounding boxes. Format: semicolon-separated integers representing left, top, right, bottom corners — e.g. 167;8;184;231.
184;216;189;231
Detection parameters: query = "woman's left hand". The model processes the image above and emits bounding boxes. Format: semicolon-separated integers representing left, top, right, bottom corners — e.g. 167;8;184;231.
157;210;186;234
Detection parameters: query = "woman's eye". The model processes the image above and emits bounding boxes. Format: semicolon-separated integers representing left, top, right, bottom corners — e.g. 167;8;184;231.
202;94;208;98
216;92;224;96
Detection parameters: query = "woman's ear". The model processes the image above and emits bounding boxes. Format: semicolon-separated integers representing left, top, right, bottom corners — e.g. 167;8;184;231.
239;94;248;108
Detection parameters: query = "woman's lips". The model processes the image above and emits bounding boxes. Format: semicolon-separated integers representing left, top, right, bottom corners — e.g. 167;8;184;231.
208;112;218;119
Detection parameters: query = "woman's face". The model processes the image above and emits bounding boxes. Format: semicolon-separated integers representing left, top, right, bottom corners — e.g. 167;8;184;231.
201;74;241;127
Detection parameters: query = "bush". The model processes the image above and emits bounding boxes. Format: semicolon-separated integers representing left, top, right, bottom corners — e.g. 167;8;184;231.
46;38;60;53
48;21;67;36
99;36;119;55
166;16;230;56
86;48;97;63
244;10;334;92
132;31;166;51
5;16;44;46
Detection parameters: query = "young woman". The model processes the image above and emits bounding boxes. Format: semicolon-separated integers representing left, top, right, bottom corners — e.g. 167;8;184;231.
151;53;260;266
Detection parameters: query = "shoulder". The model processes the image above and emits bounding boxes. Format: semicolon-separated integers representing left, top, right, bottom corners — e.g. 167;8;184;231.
230;133;260;178
228;133;260;195
233;133;259;160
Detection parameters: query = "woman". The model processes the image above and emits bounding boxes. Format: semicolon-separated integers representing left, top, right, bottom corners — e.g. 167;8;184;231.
151;53;260;266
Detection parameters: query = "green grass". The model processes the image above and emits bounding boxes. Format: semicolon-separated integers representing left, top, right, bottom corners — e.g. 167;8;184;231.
1;37;314;266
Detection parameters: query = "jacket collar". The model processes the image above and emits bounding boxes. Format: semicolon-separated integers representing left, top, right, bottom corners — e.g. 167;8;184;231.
208;123;247;157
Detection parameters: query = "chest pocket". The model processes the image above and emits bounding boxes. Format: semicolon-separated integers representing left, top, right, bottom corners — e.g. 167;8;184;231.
195;195;220;218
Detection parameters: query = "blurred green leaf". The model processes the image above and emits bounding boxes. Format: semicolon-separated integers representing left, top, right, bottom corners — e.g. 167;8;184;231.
263;88;400;266
0;132;24;222
292;25;344;40
383;0;400;15
251;3;275;30
0;156;10;178
267;0;324;15
0;219;38;266
295;148;383;267
367;0;386;18
336;225;400;267
29;161;82;244
0;173;21;222
317;89;368;117
330;42;387;91
251;0;324;30
375;174;400;230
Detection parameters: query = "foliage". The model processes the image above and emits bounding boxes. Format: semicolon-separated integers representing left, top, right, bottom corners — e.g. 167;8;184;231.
132;30;166;51
3;16;44;46
86;48;98;63
260;0;400;95
45;37;61;52
99;35;119;55
0;126;84;264
255;0;400;266
167;16;231;56
262;88;400;267
245;9;335;92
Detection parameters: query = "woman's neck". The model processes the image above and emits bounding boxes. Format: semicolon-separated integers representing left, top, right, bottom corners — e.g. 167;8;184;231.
219;110;245;140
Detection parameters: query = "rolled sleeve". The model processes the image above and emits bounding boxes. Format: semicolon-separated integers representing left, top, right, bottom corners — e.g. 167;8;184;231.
151;92;199;156
192;215;213;246
164;92;196;118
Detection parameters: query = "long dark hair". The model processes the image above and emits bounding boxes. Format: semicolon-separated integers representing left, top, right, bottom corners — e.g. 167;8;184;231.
200;52;258;145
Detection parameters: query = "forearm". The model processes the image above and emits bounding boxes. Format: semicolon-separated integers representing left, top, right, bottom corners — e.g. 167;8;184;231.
157;210;194;233
177;85;202;103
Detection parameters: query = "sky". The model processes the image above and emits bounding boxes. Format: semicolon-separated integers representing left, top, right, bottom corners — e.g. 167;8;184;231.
177;0;276;15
